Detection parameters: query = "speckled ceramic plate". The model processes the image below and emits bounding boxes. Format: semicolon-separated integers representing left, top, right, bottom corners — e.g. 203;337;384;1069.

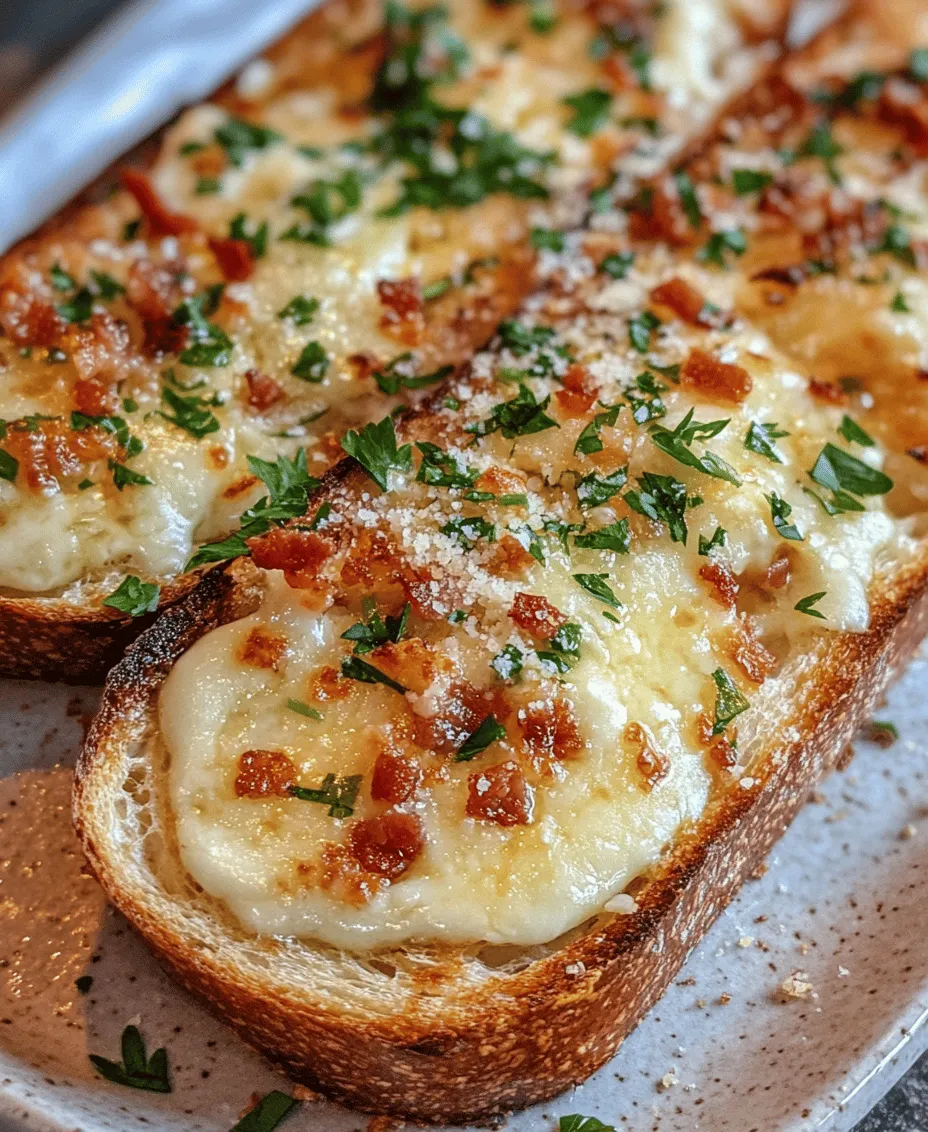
0;646;925;1132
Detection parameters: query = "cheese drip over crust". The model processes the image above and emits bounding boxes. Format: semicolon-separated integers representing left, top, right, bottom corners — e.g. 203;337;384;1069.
161;224;917;948
0;0;763;596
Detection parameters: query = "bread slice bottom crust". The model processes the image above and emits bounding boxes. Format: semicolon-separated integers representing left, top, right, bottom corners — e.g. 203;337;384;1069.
73;549;928;1124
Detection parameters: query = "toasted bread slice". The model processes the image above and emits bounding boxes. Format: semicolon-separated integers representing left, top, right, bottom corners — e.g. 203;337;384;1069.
75;4;928;1120
0;0;790;683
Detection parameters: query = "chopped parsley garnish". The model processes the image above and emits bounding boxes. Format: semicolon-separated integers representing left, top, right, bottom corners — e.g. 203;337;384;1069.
340;652;408;691
536;620;582;673
466;383;558;440
174;288;233;367
110;461;153;490
744;420;788;463
179;140;205;155
698;526;727;556
89;1026;171;1093
765;492;803;541
808;442;893;499
710;668;750;736
278;295;319;325
563;88;612;137
186;449;318;569
441;515;496;548
372;354;452;394
575;404;621;456
572;572;621;608
287;698;323;720
731;168;773;195
576;466;628;507
650;409;740;485
626;471;692;544
50;262;76;291
122;218;141;241
559;1117;616;1132
422;276;452;300
838;415;875;447
697;228;747;268
159;384;221;438
0;449;18;483
102;576;160;617
341;414;412;490
342;600;410;654
628;310;660;353
890;290;910;313
574;519;630;554
287;170;364;243
195;176;221;195
415;441;478;488
497;319;557;354
798;119;843;184
229;1091;300;1132
214;117;281;166
491;644;524;681
229;211;269;258
56;288;94;324
674;170;701;228
291;341;329;382
911;48;928;82
89;270;124;299
454;714;506;761
531;227;566;252
290;773;362;817
874;222;916;267
600;251;634;279
448;609;467;623
794;591;827;620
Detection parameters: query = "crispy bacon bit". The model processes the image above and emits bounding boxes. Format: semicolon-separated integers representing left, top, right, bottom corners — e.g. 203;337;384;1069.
248;527;333;588
73;375;118;417
680;348;752;404
474;465;526;496
409;681;508;754
377;278;425;347
490;533;536;579
727;620;777;685
628;179;698;245
126;260;188;356
244;368;285;411
121;168;198;237
371;750;421;803
371;638;440;695
624;722;670;791
67;312;132;382
699;560;739;610
339;526;456;621
650;277;717;326
209;236;255;282
695;711;715;748
313;843;385;905
555;363;598;418
209;446;230;469
509;592;566;639
807;377;847;405
349;811;425;879
518;696;583;763
708;735;739;770
2;418;116;493
466;761;534;826
234;749;296;798
222;473;258;498
309;665;353;702
346;353;377;382
878;77;928;155
0;274;63;348
764;553;791;590
238;626;287;670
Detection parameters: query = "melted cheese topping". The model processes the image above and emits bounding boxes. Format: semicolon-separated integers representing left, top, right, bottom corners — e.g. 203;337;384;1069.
0;0;765;597
161;237;913;950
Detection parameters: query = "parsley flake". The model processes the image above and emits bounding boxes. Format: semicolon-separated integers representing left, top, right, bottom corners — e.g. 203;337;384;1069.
576;466;628;507
765;492;803;540
287;699;323;720
600;251;634;279
559;1118;616;1132
625;472;691;543
454;714;506;761
341;415;412;490
573;572;621;607
838;415;875;447
229;1091;299;1132
732;168;773;195
628;310;660;353
698;228;747;268
794;591;828;619
467;383;558;440
89;1026;171;1093
575;404;621;456
491;644;524;681
290;773;362;817
711;668;750;735
291;341;329;383
808;442;892;498
574;519;630;554
563;88;612;137
744;420;788;463
102;576;160;618
698;526;727;556
278;295;319;325
650;409;740;485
